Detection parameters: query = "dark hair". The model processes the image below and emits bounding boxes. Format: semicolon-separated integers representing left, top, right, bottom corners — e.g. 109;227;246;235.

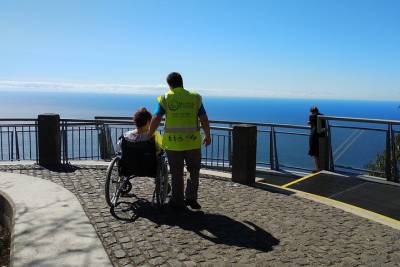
166;72;183;88
310;106;319;113
133;107;152;127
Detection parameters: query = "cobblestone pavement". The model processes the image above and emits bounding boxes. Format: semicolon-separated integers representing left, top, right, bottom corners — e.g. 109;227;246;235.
1;164;400;267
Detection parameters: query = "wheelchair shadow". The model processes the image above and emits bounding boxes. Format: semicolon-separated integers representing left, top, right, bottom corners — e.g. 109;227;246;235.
110;199;279;252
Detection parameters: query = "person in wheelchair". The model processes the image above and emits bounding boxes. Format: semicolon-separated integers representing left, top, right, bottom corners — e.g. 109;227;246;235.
105;107;169;208
116;107;160;175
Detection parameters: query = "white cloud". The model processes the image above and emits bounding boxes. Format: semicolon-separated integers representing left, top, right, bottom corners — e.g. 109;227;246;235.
0;80;166;95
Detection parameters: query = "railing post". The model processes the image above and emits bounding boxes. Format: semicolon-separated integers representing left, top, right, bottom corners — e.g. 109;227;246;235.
273;127;279;170
61;121;69;164
38;114;61;167
228;125;232;167
228;124;232;168
317;116;330;171
232;124;257;185
10;128;13;161
327;124;334;171
99;124;114;160
390;125;398;183
269;127;275;170
14;128;20;161
385;125;392;181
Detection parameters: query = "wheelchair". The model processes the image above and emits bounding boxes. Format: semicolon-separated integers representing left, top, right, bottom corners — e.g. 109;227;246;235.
104;137;170;208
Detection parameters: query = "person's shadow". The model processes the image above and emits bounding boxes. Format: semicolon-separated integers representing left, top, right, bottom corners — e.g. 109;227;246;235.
111;199;279;252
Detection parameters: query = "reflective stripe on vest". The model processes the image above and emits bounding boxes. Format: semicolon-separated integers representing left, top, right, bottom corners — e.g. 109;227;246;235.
164;126;200;133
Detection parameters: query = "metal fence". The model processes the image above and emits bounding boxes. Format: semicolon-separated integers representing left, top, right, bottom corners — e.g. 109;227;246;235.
209;120;313;172
318;116;400;182
1;115;399;183
0;119;38;161
60;119;135;162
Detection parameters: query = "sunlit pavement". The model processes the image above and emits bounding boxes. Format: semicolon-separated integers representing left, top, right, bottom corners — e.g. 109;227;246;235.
1;164;400;266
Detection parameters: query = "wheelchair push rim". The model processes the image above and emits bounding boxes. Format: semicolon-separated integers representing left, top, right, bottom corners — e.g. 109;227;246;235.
154;154;170;206
105;157;123;207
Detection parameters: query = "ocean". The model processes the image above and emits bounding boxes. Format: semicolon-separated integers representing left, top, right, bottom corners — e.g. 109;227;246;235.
1;91;399;123
1;91;399;172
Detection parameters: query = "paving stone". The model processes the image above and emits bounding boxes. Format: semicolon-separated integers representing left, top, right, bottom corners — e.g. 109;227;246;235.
3;164;400;267
167;259;183;267
149;256;166;265
122;242;134;249
114;249;127;258
131;255;145;265
119;236;131;243
183;261;197;267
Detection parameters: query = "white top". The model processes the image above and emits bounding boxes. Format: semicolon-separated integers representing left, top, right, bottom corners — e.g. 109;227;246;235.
117;129;150;152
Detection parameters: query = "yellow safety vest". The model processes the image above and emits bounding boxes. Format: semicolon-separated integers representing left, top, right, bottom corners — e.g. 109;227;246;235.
157;87;202;151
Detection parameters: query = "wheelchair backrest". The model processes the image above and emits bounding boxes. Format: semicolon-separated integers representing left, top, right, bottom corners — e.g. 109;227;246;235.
119;137;157;177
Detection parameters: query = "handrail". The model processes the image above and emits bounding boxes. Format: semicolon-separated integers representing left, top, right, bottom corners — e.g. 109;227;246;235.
94;116;310;130
0;118;37;121
0;124;37;127
319;115;400;125
330;124;387;132
209;119;310;129
61;118;132;124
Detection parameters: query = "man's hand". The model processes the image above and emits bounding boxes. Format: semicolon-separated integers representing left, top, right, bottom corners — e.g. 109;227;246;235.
199;114;211;147
203;135;211;146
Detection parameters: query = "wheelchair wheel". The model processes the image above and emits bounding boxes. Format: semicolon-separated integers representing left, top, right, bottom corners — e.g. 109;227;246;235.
155;154;170;206
105;157;121;207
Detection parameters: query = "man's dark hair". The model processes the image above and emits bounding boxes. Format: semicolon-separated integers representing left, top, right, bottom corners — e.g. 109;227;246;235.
166;72;183;88
133;107;152;127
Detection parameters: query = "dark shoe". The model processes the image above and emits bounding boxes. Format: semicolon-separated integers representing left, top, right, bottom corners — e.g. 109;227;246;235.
185;199;201;210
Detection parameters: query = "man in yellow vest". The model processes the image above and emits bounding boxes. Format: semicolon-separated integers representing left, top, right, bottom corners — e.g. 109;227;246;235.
148;72;211;210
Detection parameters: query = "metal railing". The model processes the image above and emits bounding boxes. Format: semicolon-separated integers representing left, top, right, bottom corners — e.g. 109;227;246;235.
208;120;312;172
1;115;399;183
95;116;232;170
318;116;400;182
94;117;312;172
0;119;38;162
60;119;134;163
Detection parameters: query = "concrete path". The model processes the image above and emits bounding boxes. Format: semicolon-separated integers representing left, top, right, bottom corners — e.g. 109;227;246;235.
0;172;112;267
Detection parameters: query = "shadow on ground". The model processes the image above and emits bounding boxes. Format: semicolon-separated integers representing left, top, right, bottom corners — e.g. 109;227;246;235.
111;199;280;252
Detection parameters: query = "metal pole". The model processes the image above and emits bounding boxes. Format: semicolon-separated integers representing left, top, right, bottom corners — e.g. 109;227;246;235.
228;124;232;168
35;121;39;164
273;127;279;170
14;127;20;161
62;121;69;164
10;127;13;161
327;123;334;171
390;125;398;183
385;125;392;181
269;126;275;170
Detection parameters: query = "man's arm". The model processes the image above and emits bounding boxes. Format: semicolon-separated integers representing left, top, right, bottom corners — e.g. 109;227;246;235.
148;115;162;137
199;114;211;146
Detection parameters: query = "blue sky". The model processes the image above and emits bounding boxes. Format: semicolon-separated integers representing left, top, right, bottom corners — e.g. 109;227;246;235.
1;0;399;100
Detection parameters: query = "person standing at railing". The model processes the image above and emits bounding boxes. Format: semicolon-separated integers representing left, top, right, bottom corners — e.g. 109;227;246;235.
148;72;211;211
308;106;326;172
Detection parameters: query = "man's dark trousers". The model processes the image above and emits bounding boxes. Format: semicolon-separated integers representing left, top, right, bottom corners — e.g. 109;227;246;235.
166;149;201;205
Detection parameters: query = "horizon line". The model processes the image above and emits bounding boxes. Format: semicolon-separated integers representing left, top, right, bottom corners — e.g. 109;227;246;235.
0;80;399;102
